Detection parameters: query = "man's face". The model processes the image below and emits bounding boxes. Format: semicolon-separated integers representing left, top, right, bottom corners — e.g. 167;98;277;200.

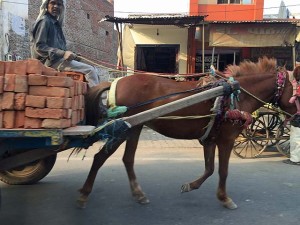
47;0;63;18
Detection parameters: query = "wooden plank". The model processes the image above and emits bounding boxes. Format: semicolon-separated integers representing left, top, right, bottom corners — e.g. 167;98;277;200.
123;83;236;127
62;125;95;136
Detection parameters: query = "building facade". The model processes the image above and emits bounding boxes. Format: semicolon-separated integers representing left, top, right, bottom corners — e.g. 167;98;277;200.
0;0;118;67
189;0;299;72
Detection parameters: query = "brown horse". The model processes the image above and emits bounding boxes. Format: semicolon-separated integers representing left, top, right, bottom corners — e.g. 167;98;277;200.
78;57;296;209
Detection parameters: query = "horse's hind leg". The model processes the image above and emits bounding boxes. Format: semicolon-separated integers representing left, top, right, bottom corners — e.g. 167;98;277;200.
77;138;125;208
122;126;150;204
181;140;216;193
217;143;238;209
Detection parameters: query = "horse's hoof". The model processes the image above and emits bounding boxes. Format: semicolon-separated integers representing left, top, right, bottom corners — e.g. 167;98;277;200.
77;197;87;209
137;196;150;204
181;183;191;193
222;199;238;210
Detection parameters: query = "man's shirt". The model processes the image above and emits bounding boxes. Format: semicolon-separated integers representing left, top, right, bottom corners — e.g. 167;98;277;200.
31;13;67;66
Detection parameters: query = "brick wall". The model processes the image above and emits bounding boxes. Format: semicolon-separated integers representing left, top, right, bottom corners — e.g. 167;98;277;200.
11;0;117;69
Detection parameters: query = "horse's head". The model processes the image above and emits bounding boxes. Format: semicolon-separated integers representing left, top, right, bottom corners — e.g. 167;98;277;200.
225;57;297;116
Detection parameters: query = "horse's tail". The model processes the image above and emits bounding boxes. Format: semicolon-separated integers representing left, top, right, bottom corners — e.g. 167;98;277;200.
85;81;111;126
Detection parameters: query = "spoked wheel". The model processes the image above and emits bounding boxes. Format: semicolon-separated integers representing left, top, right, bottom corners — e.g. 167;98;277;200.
275;121;290;157
255;112;282;147
233;119;269;159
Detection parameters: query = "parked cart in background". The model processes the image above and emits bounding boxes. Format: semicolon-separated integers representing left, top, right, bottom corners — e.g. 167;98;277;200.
233;105;291;159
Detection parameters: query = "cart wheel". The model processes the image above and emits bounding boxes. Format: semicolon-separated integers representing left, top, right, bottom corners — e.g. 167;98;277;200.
233;120;269;159
255;112;282;146
0;154;57;185
275;122;290;157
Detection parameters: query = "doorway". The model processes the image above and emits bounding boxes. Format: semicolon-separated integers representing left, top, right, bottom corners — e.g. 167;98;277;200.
136;45;179;73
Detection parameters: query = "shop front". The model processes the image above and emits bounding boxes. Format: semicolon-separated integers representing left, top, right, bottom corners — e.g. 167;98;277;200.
196;21;300;72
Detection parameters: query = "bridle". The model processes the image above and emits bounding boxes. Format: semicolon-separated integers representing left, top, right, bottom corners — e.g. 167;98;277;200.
272;69;287;107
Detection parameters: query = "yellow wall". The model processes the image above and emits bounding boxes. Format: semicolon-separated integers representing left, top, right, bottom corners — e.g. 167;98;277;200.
123;24;188;74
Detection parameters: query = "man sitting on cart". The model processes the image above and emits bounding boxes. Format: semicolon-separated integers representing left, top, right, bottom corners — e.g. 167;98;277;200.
30;0;101;88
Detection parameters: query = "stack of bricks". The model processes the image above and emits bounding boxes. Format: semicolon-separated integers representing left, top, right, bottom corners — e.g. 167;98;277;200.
0;59;88;129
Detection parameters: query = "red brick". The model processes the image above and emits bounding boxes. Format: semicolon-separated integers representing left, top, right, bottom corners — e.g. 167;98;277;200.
42;66;57;76
4;74;16;91
0;94;2;111
56;72;67;77
29;86;70;97
0;61;5;76
2;92;15;110
64;109;72;119
47;76;74;87
25;107;65;119
65;98;72;108
46;97;72;109
14;60;28;75
76;81;82;95
0;76;3;94
25;95;46;108
27;59;44;74
79;108;85;121
24;117;42;129
15;111;25;128
4;61;15;74
78;95;85;108
73;81;78;96
14;93;26;110
28;74;48;85
71;110;78;126
69;86;75;97
15;75;28;93
82;82;88;94
42;118;71;128
0;111;3;128
3;110;15;128
72;95;79;110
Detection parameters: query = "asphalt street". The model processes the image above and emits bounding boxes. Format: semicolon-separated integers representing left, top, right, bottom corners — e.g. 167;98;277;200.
0;127;300;225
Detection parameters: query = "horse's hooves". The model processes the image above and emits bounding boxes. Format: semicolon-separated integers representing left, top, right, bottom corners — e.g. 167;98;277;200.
181;183;191;193
137;196;150;204
223;199;238;210
77;198;87;209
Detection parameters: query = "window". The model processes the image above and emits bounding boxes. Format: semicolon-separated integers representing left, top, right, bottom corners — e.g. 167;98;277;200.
242;0;252;4
218;0;252;4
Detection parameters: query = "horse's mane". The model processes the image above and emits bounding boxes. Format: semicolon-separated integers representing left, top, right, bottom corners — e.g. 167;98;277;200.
225;57;277;77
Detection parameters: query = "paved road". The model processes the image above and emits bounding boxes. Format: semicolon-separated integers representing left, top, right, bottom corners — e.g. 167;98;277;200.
0;127;300;225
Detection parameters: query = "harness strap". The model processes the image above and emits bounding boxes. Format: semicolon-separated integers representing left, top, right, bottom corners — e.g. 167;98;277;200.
107;77;128;118
108;77;122;109
199;96;221;143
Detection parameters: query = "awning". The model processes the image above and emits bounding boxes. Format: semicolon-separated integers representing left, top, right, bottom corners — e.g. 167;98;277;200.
209;23;297;47
103;15;207;27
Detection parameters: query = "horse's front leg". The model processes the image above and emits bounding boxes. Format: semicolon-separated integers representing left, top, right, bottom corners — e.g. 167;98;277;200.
77;138;125;208
181;140;216;193
217;142;238;209
122;126;149;204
